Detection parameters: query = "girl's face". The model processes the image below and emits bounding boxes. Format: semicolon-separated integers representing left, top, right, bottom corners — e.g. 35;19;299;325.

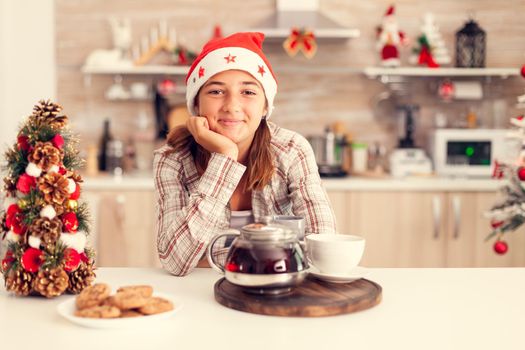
196;70;267;150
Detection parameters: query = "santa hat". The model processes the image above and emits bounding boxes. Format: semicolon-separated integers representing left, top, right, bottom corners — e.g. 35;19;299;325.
385;5;395;16
185;32;278;118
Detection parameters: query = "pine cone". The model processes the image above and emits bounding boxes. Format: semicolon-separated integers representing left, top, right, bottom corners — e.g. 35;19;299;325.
4;178;17;197
32;100;68;129
29;217;63;251
5;269;34;296
67;263;96;294
32;267;68;298
28;142;64;172
38;172;69;206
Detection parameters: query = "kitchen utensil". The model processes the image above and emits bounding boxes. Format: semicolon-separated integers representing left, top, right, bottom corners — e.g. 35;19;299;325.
307;127;347;177
207;223;308;295
214;276;382;317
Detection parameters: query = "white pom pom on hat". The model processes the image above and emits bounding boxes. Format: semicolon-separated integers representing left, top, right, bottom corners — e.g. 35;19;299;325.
185;32;278;119
40;205;57;219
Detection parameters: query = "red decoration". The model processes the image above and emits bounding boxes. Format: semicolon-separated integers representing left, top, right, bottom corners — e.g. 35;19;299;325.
521;64;525;79
80;252;89;263
418;46;439;68
213;24;223;39
51;134;64;149
283;27;317;59
1;251;14;272
438;80;455;101
58;166;67;175
63;248;81;272
490;219;504;229
62;212;79;232
16;174;36;194
21;248;43;273
493;240;508;255
9;213;27;235
7;204;21;217
69;182;80;200
157;79;177;96
518;166;525;181
17;135;30;152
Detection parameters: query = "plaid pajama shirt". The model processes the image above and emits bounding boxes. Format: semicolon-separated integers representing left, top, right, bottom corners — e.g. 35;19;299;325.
153;122;337;276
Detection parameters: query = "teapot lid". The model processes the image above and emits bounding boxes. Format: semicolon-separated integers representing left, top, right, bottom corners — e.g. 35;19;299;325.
241;223;296;241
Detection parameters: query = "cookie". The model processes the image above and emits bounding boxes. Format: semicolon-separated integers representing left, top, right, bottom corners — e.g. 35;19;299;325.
138;297;174;315
116;285;153;298
76;283;111;310
111;291;148;310
74;305;121;319
120;310;143;318
100;295;116;307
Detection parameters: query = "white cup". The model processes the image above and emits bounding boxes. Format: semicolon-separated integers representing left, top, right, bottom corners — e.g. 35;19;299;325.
305;234;365;274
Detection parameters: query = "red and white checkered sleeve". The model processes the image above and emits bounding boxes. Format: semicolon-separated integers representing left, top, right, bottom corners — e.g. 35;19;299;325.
154;151;245;276
286;134;337;235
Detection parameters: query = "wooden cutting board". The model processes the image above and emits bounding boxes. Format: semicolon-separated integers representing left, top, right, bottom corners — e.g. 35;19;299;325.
214;275;382;317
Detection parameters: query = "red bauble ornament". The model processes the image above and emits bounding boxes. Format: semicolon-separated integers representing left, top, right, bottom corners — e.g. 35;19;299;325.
62;212;79;232
63;248;81;272
58;166;67;175
493;240;508;255
10;213;27;235
69;183;80;200
518;167;525;181
17;135;30;152
16;174;36;194
521;64;525;79
51;134;64;149
80;252;89;263
21;247;44;272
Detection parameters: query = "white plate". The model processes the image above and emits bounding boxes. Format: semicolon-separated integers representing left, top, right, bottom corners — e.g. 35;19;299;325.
57;292;182;329
308;266;368;284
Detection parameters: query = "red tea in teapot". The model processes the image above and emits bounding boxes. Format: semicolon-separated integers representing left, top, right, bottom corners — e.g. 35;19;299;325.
225;244;307;274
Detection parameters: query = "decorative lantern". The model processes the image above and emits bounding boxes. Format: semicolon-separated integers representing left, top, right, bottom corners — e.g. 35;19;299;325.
455;19;486;68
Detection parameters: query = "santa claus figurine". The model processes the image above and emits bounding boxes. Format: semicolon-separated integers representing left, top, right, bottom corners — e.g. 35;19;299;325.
376;5;407;67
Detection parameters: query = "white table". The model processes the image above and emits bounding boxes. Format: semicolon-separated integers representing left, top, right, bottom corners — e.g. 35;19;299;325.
1;268;524;350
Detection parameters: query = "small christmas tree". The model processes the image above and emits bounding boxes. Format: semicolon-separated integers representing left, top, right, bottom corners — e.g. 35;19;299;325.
410;13;451;67
485;65;525;255
1;100;95;297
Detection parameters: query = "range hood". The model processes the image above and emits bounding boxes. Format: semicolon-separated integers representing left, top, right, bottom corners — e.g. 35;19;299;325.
252;0;360;41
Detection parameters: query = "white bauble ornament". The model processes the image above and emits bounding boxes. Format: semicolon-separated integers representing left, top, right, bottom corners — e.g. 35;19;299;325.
48;165;60;174
5;231;20;243
67;178;76;194
25;162;42;177
3;197;18;210
28;235;42;248
59;232;87;252
40;205;57;219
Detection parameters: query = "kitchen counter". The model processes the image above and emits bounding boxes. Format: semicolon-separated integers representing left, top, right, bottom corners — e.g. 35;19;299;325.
82;173;503;192
1;267;523;350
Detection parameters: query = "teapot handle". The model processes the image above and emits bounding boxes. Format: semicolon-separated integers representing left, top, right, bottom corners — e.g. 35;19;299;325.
206;230;240;273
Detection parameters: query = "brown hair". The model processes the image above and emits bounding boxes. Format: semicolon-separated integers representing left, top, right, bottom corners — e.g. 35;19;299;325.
165;119;274;191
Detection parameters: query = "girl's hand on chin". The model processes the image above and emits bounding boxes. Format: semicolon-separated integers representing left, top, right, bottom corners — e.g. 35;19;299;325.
187;116;239;161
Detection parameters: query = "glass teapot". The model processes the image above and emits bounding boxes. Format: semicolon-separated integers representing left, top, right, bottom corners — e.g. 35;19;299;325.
206;223;308;294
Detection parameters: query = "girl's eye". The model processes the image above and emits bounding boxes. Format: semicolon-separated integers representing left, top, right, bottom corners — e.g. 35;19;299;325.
207;89;223;95
243;90;256;96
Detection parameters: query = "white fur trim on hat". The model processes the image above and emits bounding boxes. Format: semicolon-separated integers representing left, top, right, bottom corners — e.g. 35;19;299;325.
186;47;277;119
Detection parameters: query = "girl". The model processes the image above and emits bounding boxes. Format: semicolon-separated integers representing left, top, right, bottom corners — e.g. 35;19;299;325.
154;32;336;276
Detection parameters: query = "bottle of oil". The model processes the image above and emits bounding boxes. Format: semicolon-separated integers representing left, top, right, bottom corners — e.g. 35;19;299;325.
98;119;113;171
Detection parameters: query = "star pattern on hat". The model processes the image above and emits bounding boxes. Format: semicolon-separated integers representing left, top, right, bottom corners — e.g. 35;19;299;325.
224;54;236;63
198;66;205;78
258;65;266;77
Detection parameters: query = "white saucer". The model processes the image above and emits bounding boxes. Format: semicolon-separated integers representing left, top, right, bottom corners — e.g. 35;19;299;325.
57;292;182;329
308;266;368;284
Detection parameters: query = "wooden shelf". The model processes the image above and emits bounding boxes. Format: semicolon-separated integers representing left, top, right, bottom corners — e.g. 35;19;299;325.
364;67;520;79
81;65;190;75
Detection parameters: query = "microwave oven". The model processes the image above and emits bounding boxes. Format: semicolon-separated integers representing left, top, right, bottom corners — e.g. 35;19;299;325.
430;129;519;177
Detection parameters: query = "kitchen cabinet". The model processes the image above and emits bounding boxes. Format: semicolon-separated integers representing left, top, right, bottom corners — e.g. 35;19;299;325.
84;189;160;268
326;189;525;268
